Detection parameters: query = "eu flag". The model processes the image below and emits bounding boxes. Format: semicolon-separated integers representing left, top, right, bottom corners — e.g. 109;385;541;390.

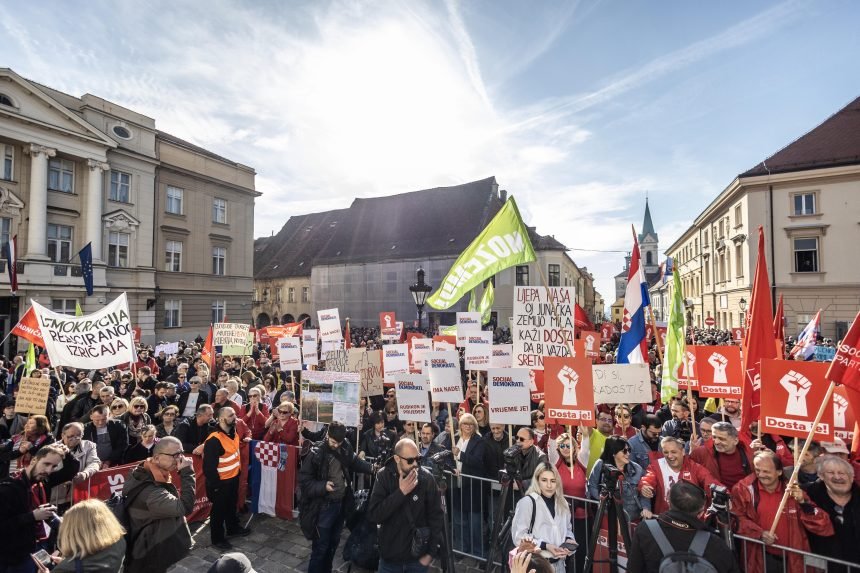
79;242;94;295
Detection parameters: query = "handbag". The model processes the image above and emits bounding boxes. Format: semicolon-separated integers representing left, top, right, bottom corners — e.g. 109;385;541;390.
404;496;431;558
507;494;555;567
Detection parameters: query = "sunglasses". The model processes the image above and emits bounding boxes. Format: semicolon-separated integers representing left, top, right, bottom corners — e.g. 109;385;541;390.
398;455;420;464
111;406;125;411
133;405;146;409
536;415;545;420
386;411;396;415
163;412;176;416
278;409;290;414
621;447;632;454
516;436;529;442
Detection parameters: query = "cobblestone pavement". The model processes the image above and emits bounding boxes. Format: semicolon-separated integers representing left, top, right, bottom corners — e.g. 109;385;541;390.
167;513;488;573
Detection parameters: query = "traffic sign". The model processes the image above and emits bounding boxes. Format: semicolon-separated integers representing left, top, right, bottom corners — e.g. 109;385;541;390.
705;317;716;327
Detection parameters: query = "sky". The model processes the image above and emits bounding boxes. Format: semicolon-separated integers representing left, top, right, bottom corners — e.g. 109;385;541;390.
3;0;859;309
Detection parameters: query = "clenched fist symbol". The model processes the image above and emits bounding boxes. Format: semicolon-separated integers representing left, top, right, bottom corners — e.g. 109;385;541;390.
681;352;696;378
559;365;579;406
834;394;848;428
708;353;728;384
780;370;812;417
585;335;596;351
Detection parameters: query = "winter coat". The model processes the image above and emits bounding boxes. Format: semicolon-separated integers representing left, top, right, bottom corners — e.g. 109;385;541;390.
628;430;662;471
802;480;860;569
731;473;834;573
53;539;126;572
690;440;754;488
83;419;129;465
511;492;574;573
49;440;99;506
588;459;645;522
122;462;195;573
638;457;721;515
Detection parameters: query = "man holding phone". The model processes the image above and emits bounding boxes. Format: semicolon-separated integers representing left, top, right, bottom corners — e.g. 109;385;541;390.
123;436;197;573
0;444;67;573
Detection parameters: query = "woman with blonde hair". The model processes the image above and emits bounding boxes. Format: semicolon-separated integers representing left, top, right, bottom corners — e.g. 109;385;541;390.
48;499;126;571
511;462;576;573
109;398;129;419
119;396;151;445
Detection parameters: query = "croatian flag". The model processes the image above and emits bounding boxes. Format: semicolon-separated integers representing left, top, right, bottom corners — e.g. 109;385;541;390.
789;310;821;361
248;440;295;519
617;227;651;364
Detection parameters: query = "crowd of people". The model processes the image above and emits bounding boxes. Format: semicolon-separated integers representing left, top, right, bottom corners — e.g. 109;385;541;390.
0;326;857;573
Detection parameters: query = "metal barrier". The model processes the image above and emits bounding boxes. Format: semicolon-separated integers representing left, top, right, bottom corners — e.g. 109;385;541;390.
734;534;860;573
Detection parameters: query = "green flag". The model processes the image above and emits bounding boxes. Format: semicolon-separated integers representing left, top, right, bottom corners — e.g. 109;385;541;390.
75;302;83;317
439;325;457;336
478;281;494;325
661;264;686;403
24;343;36;376
468;289;478;313
427;197;536;309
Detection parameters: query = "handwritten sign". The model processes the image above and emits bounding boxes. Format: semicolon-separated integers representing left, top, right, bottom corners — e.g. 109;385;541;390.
154;341;179;356
512;286;575;369
592;364;651;404
213;323;252;356
15;376;51;414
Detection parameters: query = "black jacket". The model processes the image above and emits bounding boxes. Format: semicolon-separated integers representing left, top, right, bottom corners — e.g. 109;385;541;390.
0;469;70;565
359;428;396;459
626;510;740;573
298;440;372;503
83;419;129;465
202;426;238;486
367;464;444;564
483;432;508;479
175;418;215;453
175;390;210;418
803;479;860;569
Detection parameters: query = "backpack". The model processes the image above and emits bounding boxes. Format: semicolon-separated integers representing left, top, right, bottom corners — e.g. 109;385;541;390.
342;516;379;571
643;520;718;573
106;483;151;558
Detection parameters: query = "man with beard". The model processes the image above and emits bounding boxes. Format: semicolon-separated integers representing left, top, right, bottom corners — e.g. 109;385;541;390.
716;398;741;429
691;421;753;489
0;444;67;571
628;414;664;471
803;455;860;571
203;406;250;550
177;404;215;454
638;437;721;518
483;423;508;478
417;423;444;469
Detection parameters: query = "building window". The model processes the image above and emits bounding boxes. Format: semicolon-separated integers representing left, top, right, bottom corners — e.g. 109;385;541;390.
548;264;560;286
734;204;742;227
212;198;227;224
263;288;269;302
793;237;819;272
51;299;78;315
288;287;295;303
0;217;10;247
302;286;309;303
735;244;743;277
107;232;129;267
164;300;181;327
516;265;529;286
793;193;815;216
275;288;282;303
212;246;226;275
212;300;226;324
703;230;709;246
718;220;724;239
109;170;131;202
165;240;182;272
47;224;73;262
48;158;74;193
0;94;14;107
2;144;12;181
166;186;184;214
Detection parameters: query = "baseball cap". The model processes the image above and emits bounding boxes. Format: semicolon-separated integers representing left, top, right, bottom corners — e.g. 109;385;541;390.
207;552;256;573
821;438;850;455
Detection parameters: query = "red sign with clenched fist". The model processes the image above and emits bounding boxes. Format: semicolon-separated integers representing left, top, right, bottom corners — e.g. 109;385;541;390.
694;346;743;399
601;323;616;341
675;346;700;390
543;356;595;426
760;360;834;440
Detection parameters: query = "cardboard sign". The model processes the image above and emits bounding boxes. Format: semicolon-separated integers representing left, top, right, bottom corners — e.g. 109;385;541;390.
277;337;302;371
382;343;409;383
349;348;384;397
833;385;856;442
394;374;431;422
676;347;700;390
513;286;576;369
301;370;360;427
427;351;464;403
213;322;252;356
154;341;179;356
490;344;513;369
432;335;456;352
760;360;834;440
529;369;545;402
601;322;616;341
731;327;745;342
317;308;343;341
410;336;432;373
486;368;531;425
456;312;482;346
464;331;493;371
543;356;595;425
695;346;743;398
15;376;51;414
581;331;601;361
592;364;652;404
302;329;318;366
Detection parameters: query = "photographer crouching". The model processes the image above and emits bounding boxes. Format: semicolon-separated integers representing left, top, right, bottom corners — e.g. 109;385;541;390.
367;439;444;572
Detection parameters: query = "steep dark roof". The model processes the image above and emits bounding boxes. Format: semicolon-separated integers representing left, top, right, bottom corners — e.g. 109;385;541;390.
255;176;568;279
157;130;250;169
741;95;860;177
640;198;656;240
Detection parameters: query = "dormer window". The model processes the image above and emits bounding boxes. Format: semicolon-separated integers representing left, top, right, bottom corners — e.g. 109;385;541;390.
0;93;15;107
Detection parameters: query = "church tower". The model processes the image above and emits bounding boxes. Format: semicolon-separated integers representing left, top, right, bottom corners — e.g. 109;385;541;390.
639;197;659;277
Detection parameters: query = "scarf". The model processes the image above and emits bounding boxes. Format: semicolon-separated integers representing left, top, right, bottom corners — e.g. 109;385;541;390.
143;458;172;484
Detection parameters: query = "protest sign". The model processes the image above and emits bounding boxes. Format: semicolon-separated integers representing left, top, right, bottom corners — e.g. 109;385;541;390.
512;286;576;369
814;346;836;362
427;351;464;403
32;293;135;368
324;349;347;372
760;360;833;440
394;374;431;422
380;312;398;341
302;370;360;427
302;329;318;366
695;346;743;398
432;335;456;352
15;376;51;414
464;331;493;370
213;322;252;356
490;344;513;369
349;348;384;397
154;341;179;356
833;385;856;442
11;306;44;347
601;322;616;341
321;339;342;355
382;343;409;382
456;312;482;346
676;347;700;390
317;308;343;342
827;310;860;391
543;356;595;425
581;331;600;361
410;337;433;372
277;337;302;370
529;369;545;401
731;327;745;342
487;368;531;425
592;364;651;404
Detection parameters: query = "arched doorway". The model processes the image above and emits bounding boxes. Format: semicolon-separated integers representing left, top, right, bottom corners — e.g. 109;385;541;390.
255;313;271;328
282;314;295;324
298;313;311;327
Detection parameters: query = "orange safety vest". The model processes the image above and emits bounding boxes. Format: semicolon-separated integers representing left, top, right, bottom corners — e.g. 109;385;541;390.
205;429;241;480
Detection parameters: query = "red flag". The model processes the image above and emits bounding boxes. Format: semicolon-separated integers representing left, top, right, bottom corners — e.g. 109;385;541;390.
773;294;785;358
574;303;595;331
344;318;352;350
11;306;44;347
202;326;214;368
741;227;777;437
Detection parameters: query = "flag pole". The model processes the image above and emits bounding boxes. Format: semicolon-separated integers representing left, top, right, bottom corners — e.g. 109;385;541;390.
768;381;836;535
648;306;664;364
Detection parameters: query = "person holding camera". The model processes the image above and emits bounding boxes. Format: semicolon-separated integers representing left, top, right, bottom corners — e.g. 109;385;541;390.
660;400;697;445
366;438;444;572
587;436;645;523
511;462;576;573
626;480;740;573
638;437;722;518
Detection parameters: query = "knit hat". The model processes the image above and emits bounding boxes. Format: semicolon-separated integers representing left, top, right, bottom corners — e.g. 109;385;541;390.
207;552;256;573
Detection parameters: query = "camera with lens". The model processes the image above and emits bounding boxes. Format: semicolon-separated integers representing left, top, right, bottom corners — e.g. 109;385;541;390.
599;463;624;494
502;444;522;479
709;484;730;510
678;420;693;443
428;449;456;483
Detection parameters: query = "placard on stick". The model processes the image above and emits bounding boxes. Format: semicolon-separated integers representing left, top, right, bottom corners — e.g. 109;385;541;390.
760;360;834;440
592;364;651;404
394;374;431;423
427;351;464;403
513;286;575;369
543;356;594;425
694;346;743;398
15;377;51;414
487;368;531;425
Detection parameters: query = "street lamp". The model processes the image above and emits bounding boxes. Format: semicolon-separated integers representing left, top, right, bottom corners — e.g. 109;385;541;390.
739;297;747;327
409;267;433;330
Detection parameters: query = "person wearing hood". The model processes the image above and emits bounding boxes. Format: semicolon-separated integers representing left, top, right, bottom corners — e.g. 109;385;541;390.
203;406;250;550
122;435;196;573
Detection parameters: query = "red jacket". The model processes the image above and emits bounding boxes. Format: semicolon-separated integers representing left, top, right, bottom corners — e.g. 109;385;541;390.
731;473;833;573
264;417;299;446
638;457;722;515
241;404;269;440
690;439;754;488
739;432;795;468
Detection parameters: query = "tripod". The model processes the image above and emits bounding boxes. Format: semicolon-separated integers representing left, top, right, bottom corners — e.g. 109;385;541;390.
484;470;525;573
584;471;632;573
435;470;457;573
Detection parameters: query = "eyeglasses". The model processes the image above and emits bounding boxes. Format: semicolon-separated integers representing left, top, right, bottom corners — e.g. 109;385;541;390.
159;451;184;460
111;406;125;411
133;405;146;410
398;455;420;464
516;436;529;442
163;412;176;417
558;444;572;449
598;417;614;423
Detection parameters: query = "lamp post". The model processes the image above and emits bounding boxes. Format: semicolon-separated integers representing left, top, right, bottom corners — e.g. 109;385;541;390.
409;267;433;330
738;297;747;327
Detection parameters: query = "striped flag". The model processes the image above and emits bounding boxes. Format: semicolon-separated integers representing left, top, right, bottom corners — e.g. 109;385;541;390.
3;235;17;294
789;310;821;361
248;440;295;518
618;227;650;364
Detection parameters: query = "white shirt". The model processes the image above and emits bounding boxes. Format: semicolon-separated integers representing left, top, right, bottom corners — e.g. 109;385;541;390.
657;458;681;504
455;435;471;474
182;392;200;417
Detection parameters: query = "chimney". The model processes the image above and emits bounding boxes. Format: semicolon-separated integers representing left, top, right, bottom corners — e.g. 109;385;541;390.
500;189;507;202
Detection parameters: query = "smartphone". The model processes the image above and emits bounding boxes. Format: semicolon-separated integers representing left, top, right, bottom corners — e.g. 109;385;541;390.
561;541;578;552
31;549;52;566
